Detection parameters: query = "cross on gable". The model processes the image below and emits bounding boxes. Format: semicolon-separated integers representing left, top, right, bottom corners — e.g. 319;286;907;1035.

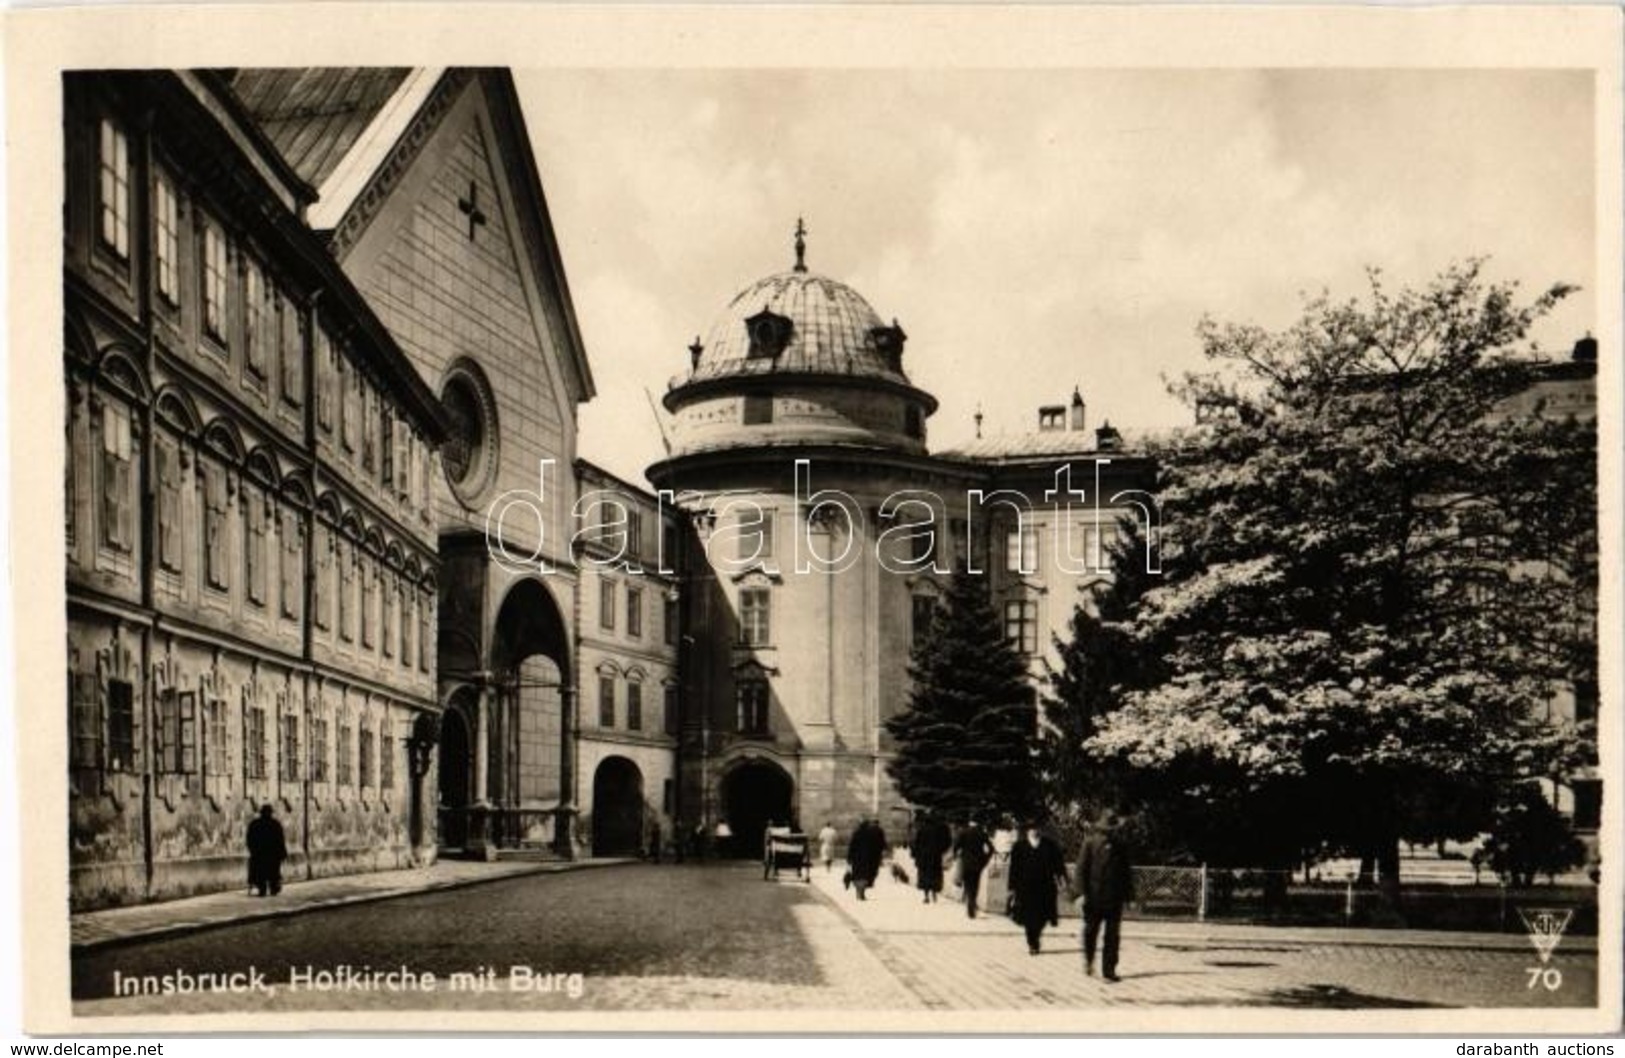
457;180;487;241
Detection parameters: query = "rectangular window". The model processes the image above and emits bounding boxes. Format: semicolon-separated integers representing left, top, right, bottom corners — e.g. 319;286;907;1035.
106;679;136;772
279;712;300;783
743;395;773;425
418;592;431;673
280;510;301;619
627;587;643;639
359;721;374;789
737;680;769;735
626;509;644;560
156;436;182;571
70;671;102;769
157;689;198;775
400;584;412;666
379;720;394;791
204;464;229;590
395;422;411;502
663;684;678;736
361;561;375;648
280;295;303;406
598;676;615;728
206;698;229;778
627;682;643;731
309;714;329;783
153;171;180;302
381;576;395;658
245;489;267;606
1004;599;1038;655
100;402;133;551
337;718;353;786
339;543;355;642
97;118;131;257
912;594;938;650
244;261;268;378
243;703;267;781
664;595;679;646
316;330;335;433
202;221;228;341
600;579;616;631
738;511;774;562
381;406;394;488
340;358;357;453
361;384;376;473
1005;526;1038;573
314;528;332;630
740;588;771;646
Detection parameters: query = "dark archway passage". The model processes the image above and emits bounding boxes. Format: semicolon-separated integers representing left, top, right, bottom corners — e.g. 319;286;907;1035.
592;757;645;857
721;760;794;858
437;705;472;849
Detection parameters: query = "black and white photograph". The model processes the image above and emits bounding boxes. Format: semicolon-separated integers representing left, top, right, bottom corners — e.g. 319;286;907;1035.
6;2;1621;1038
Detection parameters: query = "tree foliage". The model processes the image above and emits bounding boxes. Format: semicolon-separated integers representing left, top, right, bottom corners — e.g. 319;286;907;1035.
887;565;1042;821
1082;261;1594;882
1477;784;1588;887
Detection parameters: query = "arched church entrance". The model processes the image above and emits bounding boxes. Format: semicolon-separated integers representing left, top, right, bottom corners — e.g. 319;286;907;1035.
489;578;573;852
721;759;794;859
591;757;645;857
437;702;472;850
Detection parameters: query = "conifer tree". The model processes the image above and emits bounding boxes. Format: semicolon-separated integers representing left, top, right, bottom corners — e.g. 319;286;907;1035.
886;565;1041;821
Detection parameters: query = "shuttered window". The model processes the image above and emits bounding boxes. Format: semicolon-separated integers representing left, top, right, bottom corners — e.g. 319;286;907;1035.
97;118;131;258
203;465;229;590
100;402;133;552
156;436;182;571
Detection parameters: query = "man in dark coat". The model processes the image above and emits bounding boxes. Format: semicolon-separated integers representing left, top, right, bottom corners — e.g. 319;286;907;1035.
846;818;888;901
246;804;287;897
1075;813;1135;980
1007;821;1067;954
909;813;953;904
952;819;993;918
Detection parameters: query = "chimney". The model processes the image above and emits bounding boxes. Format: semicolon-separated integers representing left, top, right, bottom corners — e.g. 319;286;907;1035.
1095;420;1122;451
1070;387;1086;432
1573;335;1598;363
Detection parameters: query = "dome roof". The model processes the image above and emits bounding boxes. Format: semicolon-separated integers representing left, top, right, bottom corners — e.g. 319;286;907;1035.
683;270;914;387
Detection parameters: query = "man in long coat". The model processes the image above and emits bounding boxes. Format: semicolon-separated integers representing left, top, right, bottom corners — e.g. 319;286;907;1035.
909;813;953;903
246;804;288;897
953;820;994;918
1075;813;1135;980
846;818;888;900
1007;821;1068;954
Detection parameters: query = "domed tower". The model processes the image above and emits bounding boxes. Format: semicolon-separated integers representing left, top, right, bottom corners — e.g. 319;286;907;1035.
649;224;969;851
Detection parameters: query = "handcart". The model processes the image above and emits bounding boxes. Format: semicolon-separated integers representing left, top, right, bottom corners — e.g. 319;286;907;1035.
763;828;812;882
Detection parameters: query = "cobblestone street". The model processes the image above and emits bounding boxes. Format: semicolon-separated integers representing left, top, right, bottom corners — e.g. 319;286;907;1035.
72;861;1597;1017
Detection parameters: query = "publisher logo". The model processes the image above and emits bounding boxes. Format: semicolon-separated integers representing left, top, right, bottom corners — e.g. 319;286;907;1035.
1518;908;1573;964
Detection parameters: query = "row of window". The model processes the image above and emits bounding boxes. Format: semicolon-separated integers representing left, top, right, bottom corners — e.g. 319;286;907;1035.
597;579;680;645
95;115;435;527
69;674;399;794
595;676;678;736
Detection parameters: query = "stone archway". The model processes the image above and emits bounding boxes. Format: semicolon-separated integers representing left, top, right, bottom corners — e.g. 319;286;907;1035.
591;756;645;857
489;578;574;852
721;759;795;859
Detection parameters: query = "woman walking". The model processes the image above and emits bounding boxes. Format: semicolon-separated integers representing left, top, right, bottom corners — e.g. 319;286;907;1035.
1007;820;1067;954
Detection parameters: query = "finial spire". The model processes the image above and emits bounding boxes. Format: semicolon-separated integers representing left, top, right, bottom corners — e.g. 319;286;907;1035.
793;217;808;272
974;403;984;440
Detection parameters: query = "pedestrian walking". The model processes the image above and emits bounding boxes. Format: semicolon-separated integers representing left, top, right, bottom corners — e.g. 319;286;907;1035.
246;804;287;897
1075;812;1135;981
953;819;993;918
714;818;733;858
1007;820;1067;954
648;822;662;863
846;818;888;900
817;821;838;873
909;813;953;904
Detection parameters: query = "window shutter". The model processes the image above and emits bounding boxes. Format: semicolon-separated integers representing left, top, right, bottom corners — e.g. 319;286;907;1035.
178;691;197;774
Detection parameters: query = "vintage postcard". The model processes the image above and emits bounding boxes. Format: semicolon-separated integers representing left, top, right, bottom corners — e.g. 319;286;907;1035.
6;2;1621;1036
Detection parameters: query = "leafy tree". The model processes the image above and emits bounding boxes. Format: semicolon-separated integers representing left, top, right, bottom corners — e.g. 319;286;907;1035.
887;564;1042;821
1477;784;1587;887
1085;261;1593;892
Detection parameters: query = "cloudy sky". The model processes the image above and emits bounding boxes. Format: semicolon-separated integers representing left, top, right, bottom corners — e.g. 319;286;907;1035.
516;69;1595;485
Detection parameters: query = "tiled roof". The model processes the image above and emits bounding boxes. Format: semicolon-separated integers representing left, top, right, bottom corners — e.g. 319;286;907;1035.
224;68;412;188
937;426;1165;462
685;270;912;387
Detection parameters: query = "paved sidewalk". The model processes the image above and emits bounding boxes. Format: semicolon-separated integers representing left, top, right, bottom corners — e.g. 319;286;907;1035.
809;856;1560;952
72;857;631;951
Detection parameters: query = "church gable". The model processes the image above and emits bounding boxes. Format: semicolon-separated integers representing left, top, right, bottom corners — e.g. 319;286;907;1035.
332;72;586;543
